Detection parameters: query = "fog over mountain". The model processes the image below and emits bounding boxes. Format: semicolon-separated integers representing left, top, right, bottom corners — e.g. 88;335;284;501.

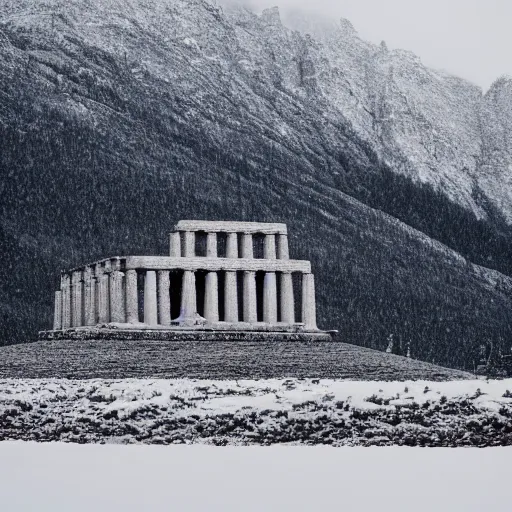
1;0;512;371
220;0;512;90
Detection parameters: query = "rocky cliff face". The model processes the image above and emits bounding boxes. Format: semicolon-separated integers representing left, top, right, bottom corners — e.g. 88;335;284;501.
1;0;512;370
280;6;512;222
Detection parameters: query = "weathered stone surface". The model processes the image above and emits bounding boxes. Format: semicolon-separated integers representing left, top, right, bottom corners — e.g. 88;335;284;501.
125;270;139;324
169;232;181;258
183;231;195;257
157;270;171;326
302;273;317;330
206;232;217;258
124;256;311;273
224;271;238;323
204;272;219;323
263;272;278;323
280;272;295;324
39;329;331;342
243;271;257;323
178;270;197;324
143;270;158;326
175;220;287;235
53;291;62;331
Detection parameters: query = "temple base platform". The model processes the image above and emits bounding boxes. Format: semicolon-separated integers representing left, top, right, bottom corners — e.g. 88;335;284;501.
39;325;335;342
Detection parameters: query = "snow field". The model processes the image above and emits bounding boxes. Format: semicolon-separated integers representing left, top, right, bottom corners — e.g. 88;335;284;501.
0;441;510;512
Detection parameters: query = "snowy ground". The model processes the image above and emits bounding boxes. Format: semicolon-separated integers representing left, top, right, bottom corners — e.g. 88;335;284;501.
1;378;511;446
0;442;510;512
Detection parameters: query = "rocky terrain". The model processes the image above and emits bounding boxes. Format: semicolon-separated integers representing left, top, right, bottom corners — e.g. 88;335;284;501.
1;0;512;370
0;340;472;380
1;377;511;446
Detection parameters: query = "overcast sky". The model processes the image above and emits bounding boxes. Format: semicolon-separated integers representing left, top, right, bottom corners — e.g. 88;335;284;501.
226;0;512;91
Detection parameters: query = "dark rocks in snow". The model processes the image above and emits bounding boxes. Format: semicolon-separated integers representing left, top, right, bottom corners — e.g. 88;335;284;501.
1;378;511;447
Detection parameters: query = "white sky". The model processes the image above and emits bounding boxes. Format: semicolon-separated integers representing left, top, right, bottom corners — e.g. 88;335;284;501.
226;0;512;91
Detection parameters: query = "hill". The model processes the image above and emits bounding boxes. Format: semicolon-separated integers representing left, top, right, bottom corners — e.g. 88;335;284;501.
0;340;472;380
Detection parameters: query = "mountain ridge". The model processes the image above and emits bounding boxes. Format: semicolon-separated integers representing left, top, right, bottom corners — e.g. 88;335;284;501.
1;0;512;371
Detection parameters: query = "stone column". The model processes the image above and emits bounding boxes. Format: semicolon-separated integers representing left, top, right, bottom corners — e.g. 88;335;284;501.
125;269;139;324
61;274;71;329
144;270;158;326
158;270;171;326
84;266;96;326
263;272;277;324
53;290;62;330
277;234;289;260
243;271;257;323
242;233;253;259
224;232;239;323
206;232;217;258
204;271;219;323
97;264;110;324
302;273;317;330
224;271;238;323
280;272;295;324
71;270;83;327
264;234;276;260
226;232;238;259
170;231;181;257
184;231;195;257
110;261;125;323
180;270;197;323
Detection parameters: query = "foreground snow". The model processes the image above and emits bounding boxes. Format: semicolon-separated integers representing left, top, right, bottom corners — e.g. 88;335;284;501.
0;442;510;512
1;378;511;446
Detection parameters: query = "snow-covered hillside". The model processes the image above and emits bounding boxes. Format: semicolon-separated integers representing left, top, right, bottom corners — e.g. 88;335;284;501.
1;378;511;446
2;0;511;219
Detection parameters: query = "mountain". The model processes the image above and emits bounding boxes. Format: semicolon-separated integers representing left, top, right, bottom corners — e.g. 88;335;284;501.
1;0;512;370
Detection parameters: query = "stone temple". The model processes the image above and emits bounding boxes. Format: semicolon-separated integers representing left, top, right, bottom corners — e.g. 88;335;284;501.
40;221;333;342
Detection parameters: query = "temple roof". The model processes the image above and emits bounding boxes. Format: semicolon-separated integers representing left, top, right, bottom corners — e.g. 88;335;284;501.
174;220;287;235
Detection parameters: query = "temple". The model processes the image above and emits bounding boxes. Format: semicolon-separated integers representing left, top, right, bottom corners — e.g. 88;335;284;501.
40;221;333;341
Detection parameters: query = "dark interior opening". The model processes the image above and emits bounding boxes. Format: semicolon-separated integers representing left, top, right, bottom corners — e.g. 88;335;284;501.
276;272;282;322
237;271;244;321
292;272;303;324
236;233;243;258
195;270;207;317
217;232;227;258
218;271;226;320
253;234;265;259
256;270;265;322
137;271;144;322
179;231;186;257
195;231;207;257
169;270;183;319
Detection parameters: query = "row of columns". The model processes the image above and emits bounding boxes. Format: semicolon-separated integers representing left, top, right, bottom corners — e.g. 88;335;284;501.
54;260;126;330
176;269;311;326
54;267;317;331
170;231;290;260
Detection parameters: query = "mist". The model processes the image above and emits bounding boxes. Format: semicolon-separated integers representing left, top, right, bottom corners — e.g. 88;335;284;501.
218;0;512;91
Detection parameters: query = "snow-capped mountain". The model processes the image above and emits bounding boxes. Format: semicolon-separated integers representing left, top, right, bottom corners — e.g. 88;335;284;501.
1;0;512;370
249;5;512;222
